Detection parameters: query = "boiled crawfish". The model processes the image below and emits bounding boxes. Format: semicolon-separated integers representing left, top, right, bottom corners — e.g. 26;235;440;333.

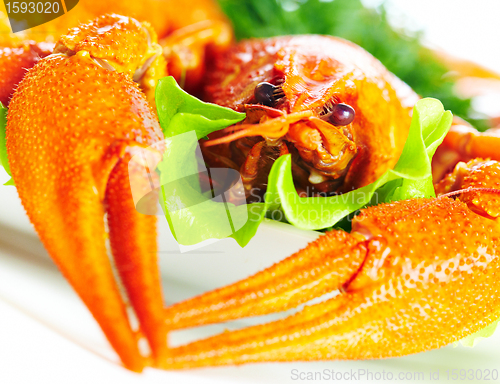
4;9;500;374
201;36;500;196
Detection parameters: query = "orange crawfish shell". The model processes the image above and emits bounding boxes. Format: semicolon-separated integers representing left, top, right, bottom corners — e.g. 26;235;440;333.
6;53;163;199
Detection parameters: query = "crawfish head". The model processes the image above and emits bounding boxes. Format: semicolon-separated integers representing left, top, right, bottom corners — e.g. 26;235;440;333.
203;36;418;195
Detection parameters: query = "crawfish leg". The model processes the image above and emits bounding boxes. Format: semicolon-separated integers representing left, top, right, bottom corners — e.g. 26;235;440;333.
433;120;500;181
164;229;366;330
444;124;500;160
160;19;232;93
106;153;169;367
239;141;289;198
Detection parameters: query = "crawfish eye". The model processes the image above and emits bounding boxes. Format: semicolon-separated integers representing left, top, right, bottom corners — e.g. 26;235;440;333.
328;103;356;126
254;82;285;107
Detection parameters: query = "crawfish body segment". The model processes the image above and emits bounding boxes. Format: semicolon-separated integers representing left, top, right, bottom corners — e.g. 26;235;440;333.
7;16;167;371
0;0;229;43
163;160;500;368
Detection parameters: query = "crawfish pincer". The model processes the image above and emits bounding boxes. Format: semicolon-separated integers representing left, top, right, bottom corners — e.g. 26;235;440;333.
163;158;500;368
7;14;167;371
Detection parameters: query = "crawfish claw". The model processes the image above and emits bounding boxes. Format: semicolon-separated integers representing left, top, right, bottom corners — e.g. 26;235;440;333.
6;16;167;371
163;160;500;368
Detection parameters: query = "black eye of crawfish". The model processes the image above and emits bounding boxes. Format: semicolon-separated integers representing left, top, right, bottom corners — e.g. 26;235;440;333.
328;103;356;126
254;82;285;107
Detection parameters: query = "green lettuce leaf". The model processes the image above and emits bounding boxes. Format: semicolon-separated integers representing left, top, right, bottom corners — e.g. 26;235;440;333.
0;103;14;186
155;76;261;247
457;319;500;348
156;76;246;140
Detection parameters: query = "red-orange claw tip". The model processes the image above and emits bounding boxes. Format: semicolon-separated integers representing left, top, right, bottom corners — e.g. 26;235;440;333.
107;157;169;365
